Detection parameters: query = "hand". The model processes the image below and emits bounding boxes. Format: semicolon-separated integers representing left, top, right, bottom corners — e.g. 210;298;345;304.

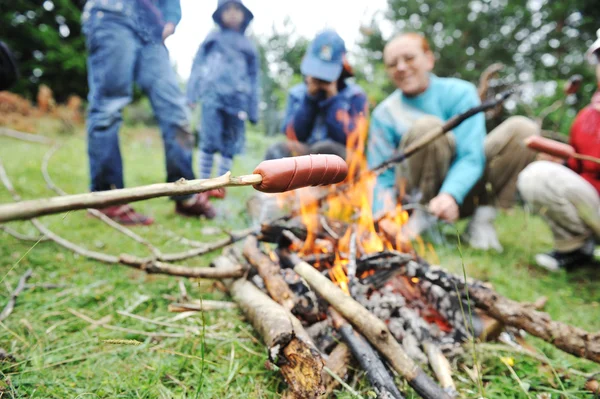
162;22;176;42
428;193;459;223
320;80;338;98
306;76;321;96
249;118;258;125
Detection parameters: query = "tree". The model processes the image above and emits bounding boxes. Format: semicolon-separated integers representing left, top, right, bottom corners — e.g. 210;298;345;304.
0;0;87;102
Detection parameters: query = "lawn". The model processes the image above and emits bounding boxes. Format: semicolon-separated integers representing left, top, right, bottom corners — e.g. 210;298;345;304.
1;120;599;398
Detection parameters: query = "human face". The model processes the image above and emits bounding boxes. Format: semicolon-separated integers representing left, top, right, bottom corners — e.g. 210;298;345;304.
221;3;244;30
383;35;435;96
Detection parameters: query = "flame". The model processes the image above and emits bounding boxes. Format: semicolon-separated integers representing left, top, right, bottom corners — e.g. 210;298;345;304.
329;252;350;295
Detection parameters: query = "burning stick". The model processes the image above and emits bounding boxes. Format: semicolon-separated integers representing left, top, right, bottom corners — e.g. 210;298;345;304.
330;308;406;399
0;154;347;223
288;255;451;399
214;255;325;398
243;235;297;311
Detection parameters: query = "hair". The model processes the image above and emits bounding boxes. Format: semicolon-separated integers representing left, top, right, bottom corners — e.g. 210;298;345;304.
393;32;431;53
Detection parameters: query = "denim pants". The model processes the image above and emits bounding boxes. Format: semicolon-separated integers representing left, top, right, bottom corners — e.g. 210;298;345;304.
199;104;246;158
85;13;194;193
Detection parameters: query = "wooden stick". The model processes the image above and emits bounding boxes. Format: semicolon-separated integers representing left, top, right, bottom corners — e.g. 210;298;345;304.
468;284;600;364
242;235;297;311
0;269;33;322
0;158;245;280
291;257;450;399
422;341;457;396
214;255;325;398
0;127;53;144
321;343;352;397
0;172;262;223
0;225;48;242
167;301;238;312
330;308;405;399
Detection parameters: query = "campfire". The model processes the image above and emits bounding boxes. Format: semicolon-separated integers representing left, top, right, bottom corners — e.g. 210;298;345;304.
212;117;503;398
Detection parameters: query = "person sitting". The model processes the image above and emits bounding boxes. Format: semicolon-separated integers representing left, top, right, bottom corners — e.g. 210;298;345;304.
517;29;600;271
367;32;539;251
264;30;368;161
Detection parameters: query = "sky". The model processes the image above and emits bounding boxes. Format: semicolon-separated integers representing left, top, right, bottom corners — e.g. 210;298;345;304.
165;0;388;79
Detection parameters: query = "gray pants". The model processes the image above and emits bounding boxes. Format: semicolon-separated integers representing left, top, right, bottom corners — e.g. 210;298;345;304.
398;116;539;217
518;161;600;252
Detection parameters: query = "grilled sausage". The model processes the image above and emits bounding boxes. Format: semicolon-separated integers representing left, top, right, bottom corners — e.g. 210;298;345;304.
253;154;348;193
525;136;576;159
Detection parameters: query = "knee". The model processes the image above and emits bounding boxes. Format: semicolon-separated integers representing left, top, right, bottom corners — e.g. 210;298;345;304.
88;97;130;129
517;161;554;200
404;115;444;141
504;115;539;140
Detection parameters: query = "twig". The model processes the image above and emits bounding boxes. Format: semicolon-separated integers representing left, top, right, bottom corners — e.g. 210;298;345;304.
168;301;238;312
0;269;33;322
68;308;188;339
0;225;48;242
116;310;201;334
0;127;53;144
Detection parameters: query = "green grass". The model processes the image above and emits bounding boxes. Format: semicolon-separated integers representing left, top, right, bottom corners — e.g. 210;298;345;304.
1;120;599;398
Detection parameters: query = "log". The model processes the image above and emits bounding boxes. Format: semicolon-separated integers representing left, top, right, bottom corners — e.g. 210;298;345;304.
422;341;457;396
214;256;325;398
321;343;352;397
469;285;600;364
243;235;296;311
290;256;450;399
330;308;405;399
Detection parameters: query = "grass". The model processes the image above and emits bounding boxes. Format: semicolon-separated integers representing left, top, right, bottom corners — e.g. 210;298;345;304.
1;119;599;398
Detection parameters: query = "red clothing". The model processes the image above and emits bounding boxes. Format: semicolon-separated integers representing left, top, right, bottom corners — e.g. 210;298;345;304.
567;92;600;194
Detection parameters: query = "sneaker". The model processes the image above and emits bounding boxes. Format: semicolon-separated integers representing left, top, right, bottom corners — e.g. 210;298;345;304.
175;193;216;219
205;188;226;199
96;204;154;226
464;206;503;252
535;239;595;272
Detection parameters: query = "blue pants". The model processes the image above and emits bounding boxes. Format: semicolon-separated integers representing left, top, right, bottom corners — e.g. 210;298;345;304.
85;13;194;192
199;105;246;158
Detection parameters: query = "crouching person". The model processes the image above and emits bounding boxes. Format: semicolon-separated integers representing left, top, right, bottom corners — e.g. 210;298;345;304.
264;30;368;161
368;32;539;251
518;30;600;271
83;0;215;224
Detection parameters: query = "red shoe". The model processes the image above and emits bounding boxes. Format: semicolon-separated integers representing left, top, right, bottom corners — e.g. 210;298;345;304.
175;193;216;219
96;204;154;226
206;188;226;199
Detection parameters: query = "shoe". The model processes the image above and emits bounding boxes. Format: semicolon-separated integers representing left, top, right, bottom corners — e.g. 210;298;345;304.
175;193;216;219
96;204;154;226
205;188;226;199
464;206;503;252
535;239;595;272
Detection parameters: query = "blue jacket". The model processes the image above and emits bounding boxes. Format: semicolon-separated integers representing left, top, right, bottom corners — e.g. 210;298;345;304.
82;0;181;42
367;74;486;213
282;82;368;145
186;0;260;122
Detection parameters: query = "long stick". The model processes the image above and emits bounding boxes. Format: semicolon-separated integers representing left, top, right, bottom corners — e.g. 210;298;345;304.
0;172;262;223
290;257;450;399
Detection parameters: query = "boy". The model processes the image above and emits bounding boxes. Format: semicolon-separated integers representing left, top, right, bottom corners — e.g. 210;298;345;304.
187;0;260;199
83;0;216;224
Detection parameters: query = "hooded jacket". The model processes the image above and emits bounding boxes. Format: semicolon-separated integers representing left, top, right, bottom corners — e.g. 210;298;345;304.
186;0;260;122
82;0;181;43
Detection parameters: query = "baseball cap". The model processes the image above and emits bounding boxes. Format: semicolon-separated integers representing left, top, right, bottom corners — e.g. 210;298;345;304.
587;28;600;64
301;30;347;82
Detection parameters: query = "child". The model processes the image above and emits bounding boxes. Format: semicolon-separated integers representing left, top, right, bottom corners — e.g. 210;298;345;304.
187;0;260;199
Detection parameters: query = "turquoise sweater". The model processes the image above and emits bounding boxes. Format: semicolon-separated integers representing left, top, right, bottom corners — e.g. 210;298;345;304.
367;75;486;213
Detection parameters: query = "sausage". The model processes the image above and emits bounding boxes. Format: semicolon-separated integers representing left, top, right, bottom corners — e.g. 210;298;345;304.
253;154;348;193
524;136;576;159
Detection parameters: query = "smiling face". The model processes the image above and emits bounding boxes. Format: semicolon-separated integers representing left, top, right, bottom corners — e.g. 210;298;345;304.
221;3;244;30
383;34;435;96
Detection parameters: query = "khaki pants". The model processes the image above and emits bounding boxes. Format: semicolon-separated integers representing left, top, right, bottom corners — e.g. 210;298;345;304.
517;161;600;252
397;116;539;217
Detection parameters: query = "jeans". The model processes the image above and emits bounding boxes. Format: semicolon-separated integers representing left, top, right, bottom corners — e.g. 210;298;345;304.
199;105;246;158
85;12;194;195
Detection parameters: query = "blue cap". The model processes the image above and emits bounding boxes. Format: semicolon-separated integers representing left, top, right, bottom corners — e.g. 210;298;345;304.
301;30;346;82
